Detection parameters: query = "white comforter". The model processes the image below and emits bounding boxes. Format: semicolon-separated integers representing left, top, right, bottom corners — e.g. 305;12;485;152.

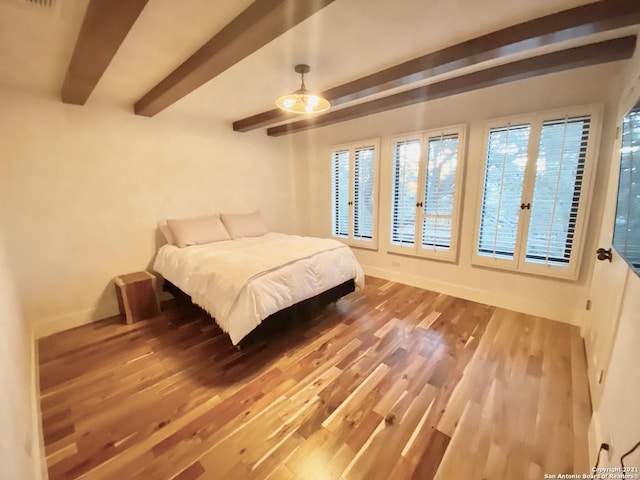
153;233;364;344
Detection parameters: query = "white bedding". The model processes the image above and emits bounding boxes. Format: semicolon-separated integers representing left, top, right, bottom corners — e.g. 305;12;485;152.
153;233;364;345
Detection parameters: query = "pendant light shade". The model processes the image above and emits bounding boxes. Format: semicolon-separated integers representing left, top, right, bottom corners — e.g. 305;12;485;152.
276;64;330;114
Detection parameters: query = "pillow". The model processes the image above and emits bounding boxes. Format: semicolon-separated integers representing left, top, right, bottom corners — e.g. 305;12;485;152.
157;220;176;245
166;214;231;248
220;210;268;239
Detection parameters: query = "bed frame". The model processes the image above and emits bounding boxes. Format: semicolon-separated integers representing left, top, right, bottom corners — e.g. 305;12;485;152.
162;278;355;347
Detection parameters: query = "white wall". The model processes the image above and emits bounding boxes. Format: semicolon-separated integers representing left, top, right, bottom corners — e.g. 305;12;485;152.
595;270;640;468
292;63;621;325
0;87;296;337
0;227;44;480
588;49;640;470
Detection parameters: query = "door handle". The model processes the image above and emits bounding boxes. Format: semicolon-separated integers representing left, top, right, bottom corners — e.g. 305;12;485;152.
596;247;613;262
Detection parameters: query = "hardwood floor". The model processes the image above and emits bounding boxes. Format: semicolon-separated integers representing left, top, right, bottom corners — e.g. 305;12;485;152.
38;276;592;480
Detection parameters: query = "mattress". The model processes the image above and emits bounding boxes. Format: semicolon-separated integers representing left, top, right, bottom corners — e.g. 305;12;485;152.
153;232;364;344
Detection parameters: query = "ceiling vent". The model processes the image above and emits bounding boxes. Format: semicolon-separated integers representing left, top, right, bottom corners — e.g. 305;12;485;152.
23;0;56;6
0;0;60;16
0;0;58;9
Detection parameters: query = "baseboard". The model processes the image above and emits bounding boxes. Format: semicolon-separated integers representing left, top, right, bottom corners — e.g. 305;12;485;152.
30;326;48;479
588;410;602;469
362;265;580;325
32;290;174;339
32;304;118;339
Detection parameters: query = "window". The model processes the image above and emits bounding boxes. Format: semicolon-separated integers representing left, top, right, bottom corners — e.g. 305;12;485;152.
474;106;600;279
389;126;466;261
613;101;640;271
331;139;380;249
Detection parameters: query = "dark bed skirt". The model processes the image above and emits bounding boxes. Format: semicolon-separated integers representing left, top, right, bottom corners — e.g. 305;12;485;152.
162;278;356;346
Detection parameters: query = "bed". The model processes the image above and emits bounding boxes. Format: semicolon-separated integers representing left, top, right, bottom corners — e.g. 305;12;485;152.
153;231;364;345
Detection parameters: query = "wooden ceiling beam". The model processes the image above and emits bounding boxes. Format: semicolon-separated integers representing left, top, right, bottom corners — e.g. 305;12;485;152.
134;0;336;117
235;0;640;132
61;0;149;105
266;36;637;137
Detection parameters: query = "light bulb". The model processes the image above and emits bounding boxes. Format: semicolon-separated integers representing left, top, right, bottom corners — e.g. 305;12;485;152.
283;98;296;108
307;95;319;107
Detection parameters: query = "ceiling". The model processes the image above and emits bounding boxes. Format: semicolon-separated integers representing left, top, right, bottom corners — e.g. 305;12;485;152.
0;0;635;126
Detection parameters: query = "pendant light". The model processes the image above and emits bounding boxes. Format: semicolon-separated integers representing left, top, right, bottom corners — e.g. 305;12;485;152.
275;64;330;114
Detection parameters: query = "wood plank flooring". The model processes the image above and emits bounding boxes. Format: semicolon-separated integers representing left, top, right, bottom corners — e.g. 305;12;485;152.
38;277;592;479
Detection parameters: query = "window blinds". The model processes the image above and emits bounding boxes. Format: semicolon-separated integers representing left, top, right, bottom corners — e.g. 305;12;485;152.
391;139;421;246
525;116;590;265
331;149;349;238
476;110;597;277
422;134;459;249
330;140;379;248
353;146;375;240
478;124;530;259
613;106;640;268
390;130;463;257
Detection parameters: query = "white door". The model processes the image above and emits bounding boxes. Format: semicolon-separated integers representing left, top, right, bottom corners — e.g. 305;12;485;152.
584;222;629;410
583;90;637;410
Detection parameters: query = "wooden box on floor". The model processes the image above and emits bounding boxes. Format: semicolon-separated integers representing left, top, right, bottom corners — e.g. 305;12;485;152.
114;271;160;324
